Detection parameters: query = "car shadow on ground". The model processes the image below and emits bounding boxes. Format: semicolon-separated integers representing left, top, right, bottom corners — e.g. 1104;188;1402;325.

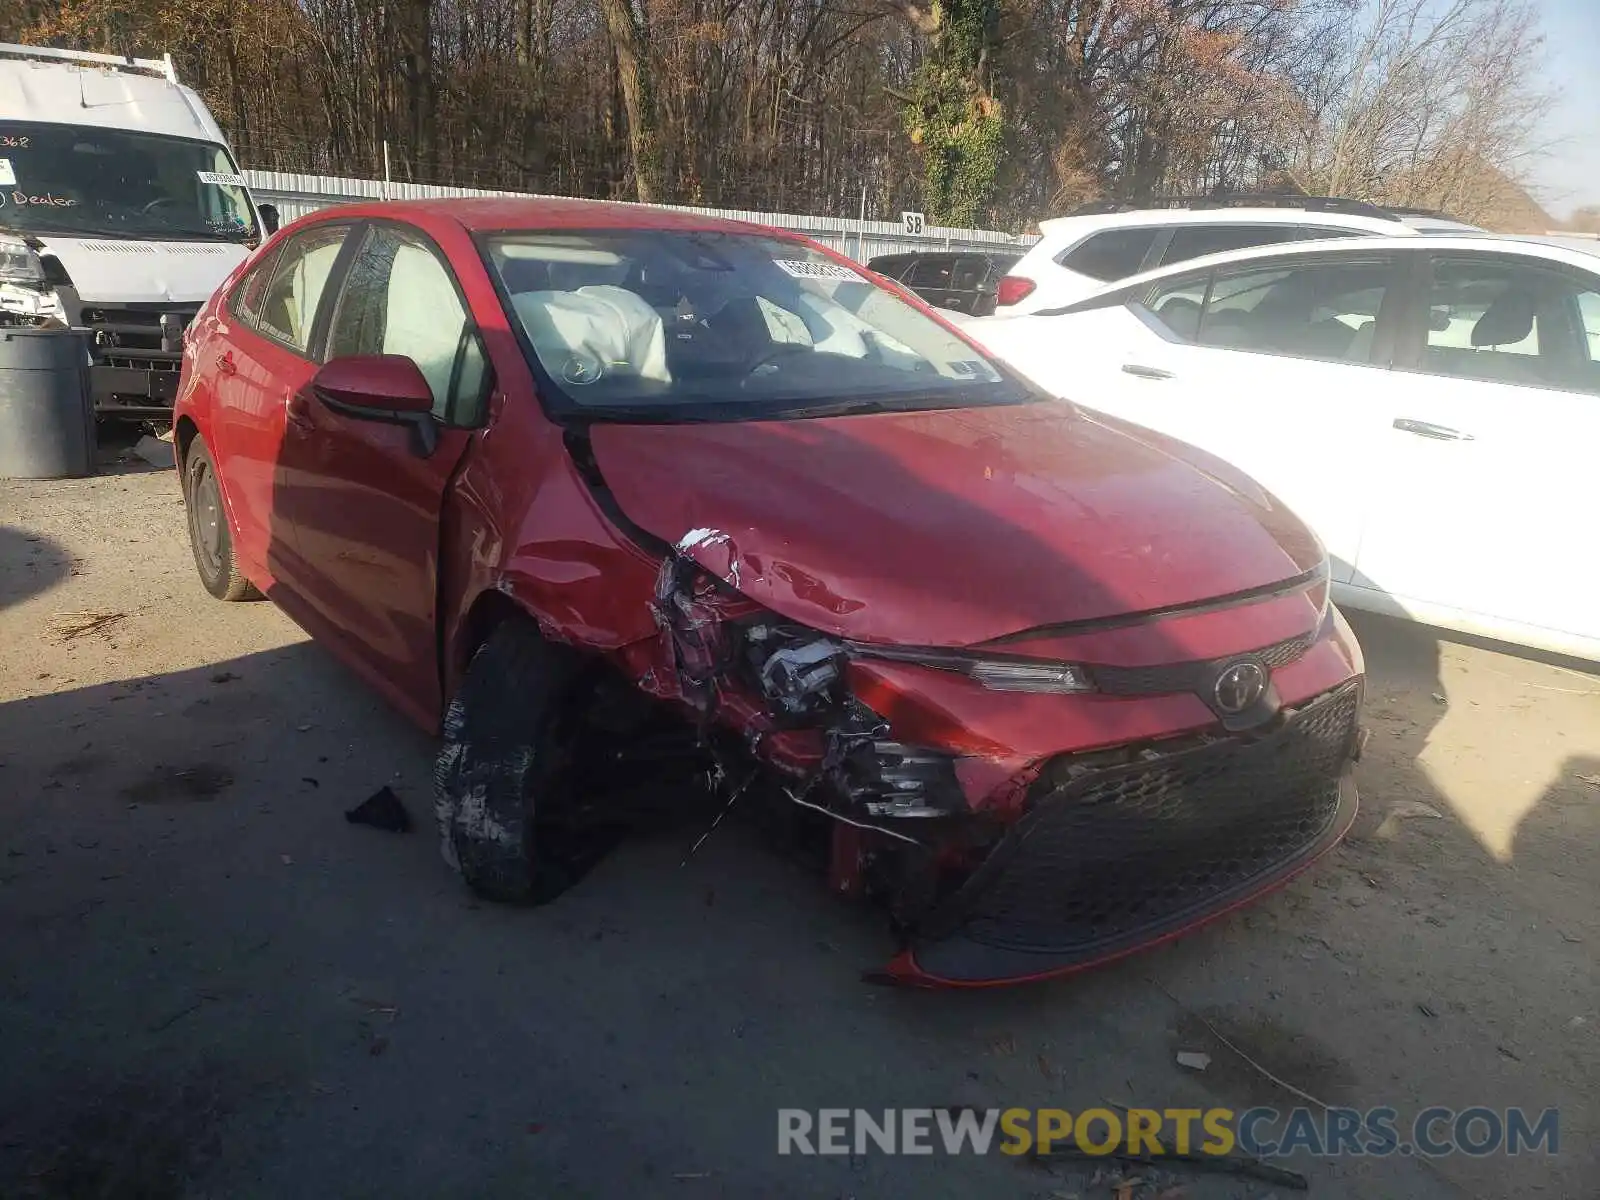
0;640;1033;1199
0;525;72;612
0;606;1593;1197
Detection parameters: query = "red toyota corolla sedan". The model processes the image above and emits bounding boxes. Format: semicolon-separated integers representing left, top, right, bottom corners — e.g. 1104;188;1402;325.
173;198;1366;987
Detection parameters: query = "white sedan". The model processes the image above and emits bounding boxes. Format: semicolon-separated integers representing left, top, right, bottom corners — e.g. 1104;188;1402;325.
962;233;1600;662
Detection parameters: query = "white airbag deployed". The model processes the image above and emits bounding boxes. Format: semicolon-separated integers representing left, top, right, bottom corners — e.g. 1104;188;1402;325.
512;285;670;383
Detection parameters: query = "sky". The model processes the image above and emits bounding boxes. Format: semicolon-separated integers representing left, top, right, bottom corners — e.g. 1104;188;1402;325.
1533;0;1600;218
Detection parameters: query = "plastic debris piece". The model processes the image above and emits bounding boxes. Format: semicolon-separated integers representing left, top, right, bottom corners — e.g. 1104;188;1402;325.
134;435;176;469
1175;1050;1211;1071
345;785;413;833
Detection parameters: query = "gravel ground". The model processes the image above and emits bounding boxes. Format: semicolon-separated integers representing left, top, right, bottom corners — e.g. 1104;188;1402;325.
1;460;1595;1200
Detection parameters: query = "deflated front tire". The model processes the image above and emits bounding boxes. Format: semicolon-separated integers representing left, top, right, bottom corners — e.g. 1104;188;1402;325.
433;618;591;904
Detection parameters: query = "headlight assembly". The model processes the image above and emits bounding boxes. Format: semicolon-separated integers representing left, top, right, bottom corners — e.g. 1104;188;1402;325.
0;234;45;286
848;642;1095;695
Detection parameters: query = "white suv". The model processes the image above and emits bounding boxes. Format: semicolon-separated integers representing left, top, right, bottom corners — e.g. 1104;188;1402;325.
966;232;1600;661
993;195;1478;316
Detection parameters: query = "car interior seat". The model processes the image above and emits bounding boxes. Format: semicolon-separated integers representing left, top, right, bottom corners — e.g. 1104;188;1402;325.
667;294;779;379
1471;289;1537;350
1202;308;1258;349
1155;296;1202;340
1345;319;1377;362
1422;288;1546;385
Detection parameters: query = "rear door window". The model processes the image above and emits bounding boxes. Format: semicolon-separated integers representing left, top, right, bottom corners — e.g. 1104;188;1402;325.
230;246;282;329
904;257;956;289
1057;228;1159;282
1418;257;1600;393
951;256;989;291
256;224;350;355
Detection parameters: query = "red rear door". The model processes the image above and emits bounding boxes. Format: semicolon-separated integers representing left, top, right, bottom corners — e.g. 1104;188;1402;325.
206;222;354;580
271;221;491;725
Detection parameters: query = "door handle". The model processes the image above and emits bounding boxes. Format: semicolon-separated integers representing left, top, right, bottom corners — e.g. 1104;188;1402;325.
1393;418;1474;442
1122;363;1174;380
217;351;237;377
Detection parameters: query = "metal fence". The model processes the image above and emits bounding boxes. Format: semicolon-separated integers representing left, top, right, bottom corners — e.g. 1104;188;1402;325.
241;171;1034;264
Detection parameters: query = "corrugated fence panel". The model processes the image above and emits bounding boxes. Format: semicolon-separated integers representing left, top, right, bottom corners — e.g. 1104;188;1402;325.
242;171;1035;262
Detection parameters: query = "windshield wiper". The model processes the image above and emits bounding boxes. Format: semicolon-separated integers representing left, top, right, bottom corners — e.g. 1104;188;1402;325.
768;397;907;419
567;405;735;425
773;388;1023;420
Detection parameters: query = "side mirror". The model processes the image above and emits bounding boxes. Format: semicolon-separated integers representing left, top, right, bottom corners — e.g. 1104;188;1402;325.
312;354;439;455
258;204;280;235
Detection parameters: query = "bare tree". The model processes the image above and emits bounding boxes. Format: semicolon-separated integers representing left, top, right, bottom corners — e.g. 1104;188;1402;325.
1278;0;1554;224
2;0;1557;230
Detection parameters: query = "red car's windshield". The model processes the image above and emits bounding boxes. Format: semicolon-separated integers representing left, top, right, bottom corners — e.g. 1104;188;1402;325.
483;230;1035;420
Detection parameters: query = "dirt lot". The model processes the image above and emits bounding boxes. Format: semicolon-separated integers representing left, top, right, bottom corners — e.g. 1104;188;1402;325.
1;458;1596;1200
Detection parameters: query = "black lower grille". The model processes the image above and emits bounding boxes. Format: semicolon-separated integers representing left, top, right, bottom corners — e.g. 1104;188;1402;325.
81;303;197;372
918;680;1361;961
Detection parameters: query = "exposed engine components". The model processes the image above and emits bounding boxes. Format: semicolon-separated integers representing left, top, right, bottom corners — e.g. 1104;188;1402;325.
652;549;971;840
743;622;845;716
842;742;966;818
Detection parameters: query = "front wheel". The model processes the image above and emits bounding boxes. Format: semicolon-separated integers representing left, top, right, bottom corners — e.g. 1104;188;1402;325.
182;435;260;602
433;619;611;904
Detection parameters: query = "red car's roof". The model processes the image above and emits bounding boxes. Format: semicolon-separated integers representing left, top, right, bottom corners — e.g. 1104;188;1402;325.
309;196;778;236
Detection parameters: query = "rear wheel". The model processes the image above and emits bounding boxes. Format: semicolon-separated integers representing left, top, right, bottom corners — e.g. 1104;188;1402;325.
433;619;610;903
182;436;259;602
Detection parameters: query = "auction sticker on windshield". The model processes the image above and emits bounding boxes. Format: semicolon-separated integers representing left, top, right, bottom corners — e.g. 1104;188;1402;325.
0;160;14;187
773;259;862;281
197;170;246;187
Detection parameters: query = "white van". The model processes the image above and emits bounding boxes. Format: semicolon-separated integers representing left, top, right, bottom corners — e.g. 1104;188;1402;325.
0;43;278;418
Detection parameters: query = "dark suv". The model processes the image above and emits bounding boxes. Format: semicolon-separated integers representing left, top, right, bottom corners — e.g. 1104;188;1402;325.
868;251;1022;316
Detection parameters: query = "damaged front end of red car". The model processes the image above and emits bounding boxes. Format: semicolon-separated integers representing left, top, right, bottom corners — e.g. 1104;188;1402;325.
629;521;1364;989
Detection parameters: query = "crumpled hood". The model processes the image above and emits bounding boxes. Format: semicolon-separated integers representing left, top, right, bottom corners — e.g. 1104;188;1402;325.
34;236;249;304
590;403;1323;647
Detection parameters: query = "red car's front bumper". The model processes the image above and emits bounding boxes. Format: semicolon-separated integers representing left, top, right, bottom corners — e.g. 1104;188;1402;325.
882;678;1364;987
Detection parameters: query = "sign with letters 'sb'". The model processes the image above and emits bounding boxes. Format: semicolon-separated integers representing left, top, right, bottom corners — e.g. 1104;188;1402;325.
901;211;926;236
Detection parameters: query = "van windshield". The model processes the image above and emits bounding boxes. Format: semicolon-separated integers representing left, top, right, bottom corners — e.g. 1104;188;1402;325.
0;121;257;242
486;230;1033;421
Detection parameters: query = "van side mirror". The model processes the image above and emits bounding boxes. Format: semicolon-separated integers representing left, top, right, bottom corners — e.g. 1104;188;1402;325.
258;204;280;236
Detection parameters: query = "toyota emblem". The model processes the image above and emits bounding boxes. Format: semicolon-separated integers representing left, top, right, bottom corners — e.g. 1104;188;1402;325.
1213;659;1268;714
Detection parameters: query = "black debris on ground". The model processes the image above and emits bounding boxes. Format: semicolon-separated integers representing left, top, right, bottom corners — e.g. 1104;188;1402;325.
344;786;413;833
